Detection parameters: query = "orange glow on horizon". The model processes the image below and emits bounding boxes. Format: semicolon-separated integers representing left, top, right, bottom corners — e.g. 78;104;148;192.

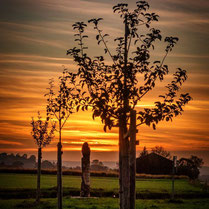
1;100;209;154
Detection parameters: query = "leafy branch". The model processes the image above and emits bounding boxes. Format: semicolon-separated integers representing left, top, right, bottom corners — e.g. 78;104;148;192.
67;1;192;132
88;18;116;65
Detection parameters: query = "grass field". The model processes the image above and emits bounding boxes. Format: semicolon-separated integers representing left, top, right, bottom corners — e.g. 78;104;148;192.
0;198;209;209
0;173;206;199
0;173;208;208
0;173;201;193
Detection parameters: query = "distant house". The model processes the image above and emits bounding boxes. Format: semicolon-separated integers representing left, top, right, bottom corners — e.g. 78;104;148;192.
136;152;173;175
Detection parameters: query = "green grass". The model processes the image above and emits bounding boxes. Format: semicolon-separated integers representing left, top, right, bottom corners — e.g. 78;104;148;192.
0;173;208;208
0;173;201;194
0;198;209;209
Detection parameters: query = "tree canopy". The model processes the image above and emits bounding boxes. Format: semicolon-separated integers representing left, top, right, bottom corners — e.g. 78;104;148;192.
177;155;204;179
67;1;192;132
31;112;56;148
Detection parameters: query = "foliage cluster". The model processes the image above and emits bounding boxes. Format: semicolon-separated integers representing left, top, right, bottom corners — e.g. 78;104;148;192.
177;156;204;179
66;1;192;132
31;112;56;148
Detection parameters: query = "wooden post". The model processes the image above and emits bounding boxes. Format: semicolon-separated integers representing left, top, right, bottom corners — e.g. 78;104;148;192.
36;147;42;203
130;110;136;209
81;142;91;197
57;142;62;209
171;156;177;200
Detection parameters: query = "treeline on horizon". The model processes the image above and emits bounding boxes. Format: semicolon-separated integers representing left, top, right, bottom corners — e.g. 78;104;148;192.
0;149;204;180
0;153;110;172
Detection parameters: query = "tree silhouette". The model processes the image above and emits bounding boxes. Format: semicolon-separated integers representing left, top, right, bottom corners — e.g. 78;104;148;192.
151;146;171;159
45;70;79;209
31;112;55;203
177;155;204;179
67;1;192;208
140;146;148;158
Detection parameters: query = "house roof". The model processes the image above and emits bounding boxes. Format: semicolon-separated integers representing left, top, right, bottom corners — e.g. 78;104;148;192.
137;152;173;163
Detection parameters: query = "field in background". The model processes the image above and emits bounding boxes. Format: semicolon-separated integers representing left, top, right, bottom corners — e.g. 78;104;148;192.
0;173;206;199
0;168;187;179
0;173;194;191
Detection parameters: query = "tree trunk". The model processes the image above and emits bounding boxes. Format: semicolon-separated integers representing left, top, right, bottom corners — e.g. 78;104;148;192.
57;142;62;209
36;147;42;203
118;14;130;209
130;110;136;209
119;117;130;209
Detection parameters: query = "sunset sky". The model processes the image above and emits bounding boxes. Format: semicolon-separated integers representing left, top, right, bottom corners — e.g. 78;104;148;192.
0;0;209;164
